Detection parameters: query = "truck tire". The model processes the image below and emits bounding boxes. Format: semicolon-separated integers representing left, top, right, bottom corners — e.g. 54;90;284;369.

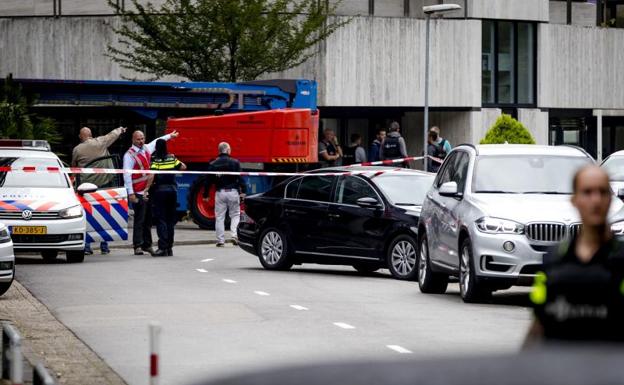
188;177;230;230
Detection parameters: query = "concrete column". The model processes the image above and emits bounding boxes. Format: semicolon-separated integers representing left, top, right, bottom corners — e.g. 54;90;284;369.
517;108;549;145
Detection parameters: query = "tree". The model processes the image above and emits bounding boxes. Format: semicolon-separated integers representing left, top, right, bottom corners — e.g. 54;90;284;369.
480;114;536;145
108;0;348;82
0;74;60;144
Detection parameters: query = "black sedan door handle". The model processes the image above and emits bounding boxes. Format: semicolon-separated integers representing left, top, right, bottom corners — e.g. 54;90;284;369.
328;213;341;219
285;208;305;215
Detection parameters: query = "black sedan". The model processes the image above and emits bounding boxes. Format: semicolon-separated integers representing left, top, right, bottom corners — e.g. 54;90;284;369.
237;167;435;280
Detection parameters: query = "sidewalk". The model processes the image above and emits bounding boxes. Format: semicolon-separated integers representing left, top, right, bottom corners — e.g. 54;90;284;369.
107;220;222;250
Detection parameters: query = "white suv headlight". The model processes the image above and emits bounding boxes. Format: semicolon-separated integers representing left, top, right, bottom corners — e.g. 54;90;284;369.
59;205;83;219
611;221;624;235
0;228;10;244
476;217;524;234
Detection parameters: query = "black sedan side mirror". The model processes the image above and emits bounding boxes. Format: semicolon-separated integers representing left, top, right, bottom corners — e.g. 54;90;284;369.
618;188;624;200
356;197;382;209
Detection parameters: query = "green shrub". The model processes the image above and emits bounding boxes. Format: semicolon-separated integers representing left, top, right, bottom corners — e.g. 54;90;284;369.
480;114;536;144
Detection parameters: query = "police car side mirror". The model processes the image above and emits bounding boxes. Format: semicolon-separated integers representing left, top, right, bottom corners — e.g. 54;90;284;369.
77;183;98;195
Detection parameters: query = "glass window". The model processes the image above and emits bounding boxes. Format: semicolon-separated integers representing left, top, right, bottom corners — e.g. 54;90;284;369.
335;176;377;205
452;152;471;193
482;21;495;104
297;176;334;202
517;23;534;104
497;22;514;104
373;174;435;206
473;155;591;194
0;157;69;188
285;178;301;199
435;153;458;188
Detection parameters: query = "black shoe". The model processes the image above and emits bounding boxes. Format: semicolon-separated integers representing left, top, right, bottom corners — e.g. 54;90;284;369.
142;246;155;255
101;249;110;255
134;247;144;255
152;249;168;257
167;248;173;256
231;237;239;246
85;249;94;255
216;243;225;247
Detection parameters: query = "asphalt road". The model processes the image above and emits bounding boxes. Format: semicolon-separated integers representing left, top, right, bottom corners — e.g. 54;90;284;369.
15;244;533;385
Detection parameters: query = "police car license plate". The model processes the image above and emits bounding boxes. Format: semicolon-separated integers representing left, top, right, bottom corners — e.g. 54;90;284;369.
11;226;47;235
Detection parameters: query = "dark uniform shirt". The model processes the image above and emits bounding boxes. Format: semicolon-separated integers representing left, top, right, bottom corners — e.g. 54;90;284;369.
202;154;246;197
150;154;182;189
532;236;624;342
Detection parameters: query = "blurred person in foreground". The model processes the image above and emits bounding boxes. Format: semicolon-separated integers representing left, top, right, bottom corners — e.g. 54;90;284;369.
524;165;624;346
72;125;126;255
145;139;186;257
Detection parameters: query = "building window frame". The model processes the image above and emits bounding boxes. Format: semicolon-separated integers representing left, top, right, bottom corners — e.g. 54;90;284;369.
482;20;537;108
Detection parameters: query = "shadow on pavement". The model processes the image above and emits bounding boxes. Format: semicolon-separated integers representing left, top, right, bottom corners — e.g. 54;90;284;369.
240;266;392;279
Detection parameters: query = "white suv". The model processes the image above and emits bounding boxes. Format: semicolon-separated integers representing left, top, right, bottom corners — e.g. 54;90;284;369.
0;140;129;263
417;144;624;302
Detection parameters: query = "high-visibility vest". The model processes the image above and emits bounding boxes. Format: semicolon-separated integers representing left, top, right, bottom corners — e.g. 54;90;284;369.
126;147;151;194
150;154;181;187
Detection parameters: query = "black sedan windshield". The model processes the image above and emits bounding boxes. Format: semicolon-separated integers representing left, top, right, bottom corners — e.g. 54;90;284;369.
374;174;434;206
474;155;591;194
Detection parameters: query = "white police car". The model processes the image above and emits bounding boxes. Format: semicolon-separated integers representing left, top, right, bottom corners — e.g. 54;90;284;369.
0;140;129;263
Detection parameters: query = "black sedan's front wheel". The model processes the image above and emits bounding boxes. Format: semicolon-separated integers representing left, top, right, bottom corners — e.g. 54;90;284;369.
258;228;293;271
387;234;419;280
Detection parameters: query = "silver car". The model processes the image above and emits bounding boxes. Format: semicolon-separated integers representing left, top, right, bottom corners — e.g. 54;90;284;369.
418;144;624;302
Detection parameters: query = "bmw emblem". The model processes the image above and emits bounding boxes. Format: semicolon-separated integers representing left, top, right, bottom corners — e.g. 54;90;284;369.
21;210;33;220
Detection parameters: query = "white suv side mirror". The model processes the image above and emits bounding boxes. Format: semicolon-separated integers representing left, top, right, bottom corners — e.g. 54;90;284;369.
439;181;459;197
77;183;98;195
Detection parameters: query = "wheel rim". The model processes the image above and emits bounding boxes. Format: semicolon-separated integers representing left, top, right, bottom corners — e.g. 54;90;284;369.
391;240;417;276
196;185;216;220
460;245;470;295
418;239;428;283
261;231;283;265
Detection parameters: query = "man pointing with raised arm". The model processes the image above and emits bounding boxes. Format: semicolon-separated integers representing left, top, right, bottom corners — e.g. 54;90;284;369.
123;130;179;255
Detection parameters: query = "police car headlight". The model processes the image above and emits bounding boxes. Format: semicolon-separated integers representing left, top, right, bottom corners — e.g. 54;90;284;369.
476;217;524;235
611;221;624;235
59;205;83;219
0;228;10;244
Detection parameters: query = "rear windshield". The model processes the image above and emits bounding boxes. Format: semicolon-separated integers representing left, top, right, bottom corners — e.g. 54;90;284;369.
0;157;69;188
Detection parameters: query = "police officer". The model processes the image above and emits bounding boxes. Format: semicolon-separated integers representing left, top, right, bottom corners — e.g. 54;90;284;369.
146;139;186;257
380;121;408;167
318;128;342;168
203;142;246;247
524;165;624;346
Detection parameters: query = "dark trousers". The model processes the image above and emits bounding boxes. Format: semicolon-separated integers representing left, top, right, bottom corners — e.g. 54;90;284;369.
152;188;178;250
132;194;153;249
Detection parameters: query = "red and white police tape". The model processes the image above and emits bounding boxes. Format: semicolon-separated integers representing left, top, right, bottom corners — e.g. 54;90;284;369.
0;155;442;176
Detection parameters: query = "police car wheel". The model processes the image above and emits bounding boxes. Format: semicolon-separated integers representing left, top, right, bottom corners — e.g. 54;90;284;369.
459;238;491;303
258;228;292;271
41;250;58;262
418;234;448;293
0;281;12;296
387;235;419;280
66;250;85;264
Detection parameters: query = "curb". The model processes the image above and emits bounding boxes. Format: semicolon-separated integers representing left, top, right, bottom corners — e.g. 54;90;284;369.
109;239;220;249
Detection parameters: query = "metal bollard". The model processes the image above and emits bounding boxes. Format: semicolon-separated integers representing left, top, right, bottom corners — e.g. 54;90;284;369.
149;322;161;385
2;324;23;385
33;362;56;385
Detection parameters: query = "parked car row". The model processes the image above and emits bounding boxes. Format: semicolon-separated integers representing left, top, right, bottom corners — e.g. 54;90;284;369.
239;144;624;303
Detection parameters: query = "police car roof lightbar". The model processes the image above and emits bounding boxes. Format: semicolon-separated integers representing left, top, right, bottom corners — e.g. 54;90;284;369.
0;139;51;151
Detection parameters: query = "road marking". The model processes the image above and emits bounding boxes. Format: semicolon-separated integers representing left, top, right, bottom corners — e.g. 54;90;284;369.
222;279;237;284
254;291;270;296
386;345;412;354
290;305;309;311
195;268;208;273
333;322;355;330
201;258;214;262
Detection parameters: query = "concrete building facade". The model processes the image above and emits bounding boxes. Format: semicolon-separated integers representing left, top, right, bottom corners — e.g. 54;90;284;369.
1;0;624;160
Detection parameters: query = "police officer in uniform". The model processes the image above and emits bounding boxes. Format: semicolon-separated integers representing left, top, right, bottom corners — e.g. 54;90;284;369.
318;128;342;168
146;139;186;257
380;121;408;167
525;165;624;346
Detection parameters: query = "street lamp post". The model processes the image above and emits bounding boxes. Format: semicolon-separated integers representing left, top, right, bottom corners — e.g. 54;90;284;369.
422;4;461;171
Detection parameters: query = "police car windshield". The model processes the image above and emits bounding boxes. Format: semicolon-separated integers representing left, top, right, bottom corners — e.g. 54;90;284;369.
0;157;69;188
375;174;434;206
474;155;591;194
